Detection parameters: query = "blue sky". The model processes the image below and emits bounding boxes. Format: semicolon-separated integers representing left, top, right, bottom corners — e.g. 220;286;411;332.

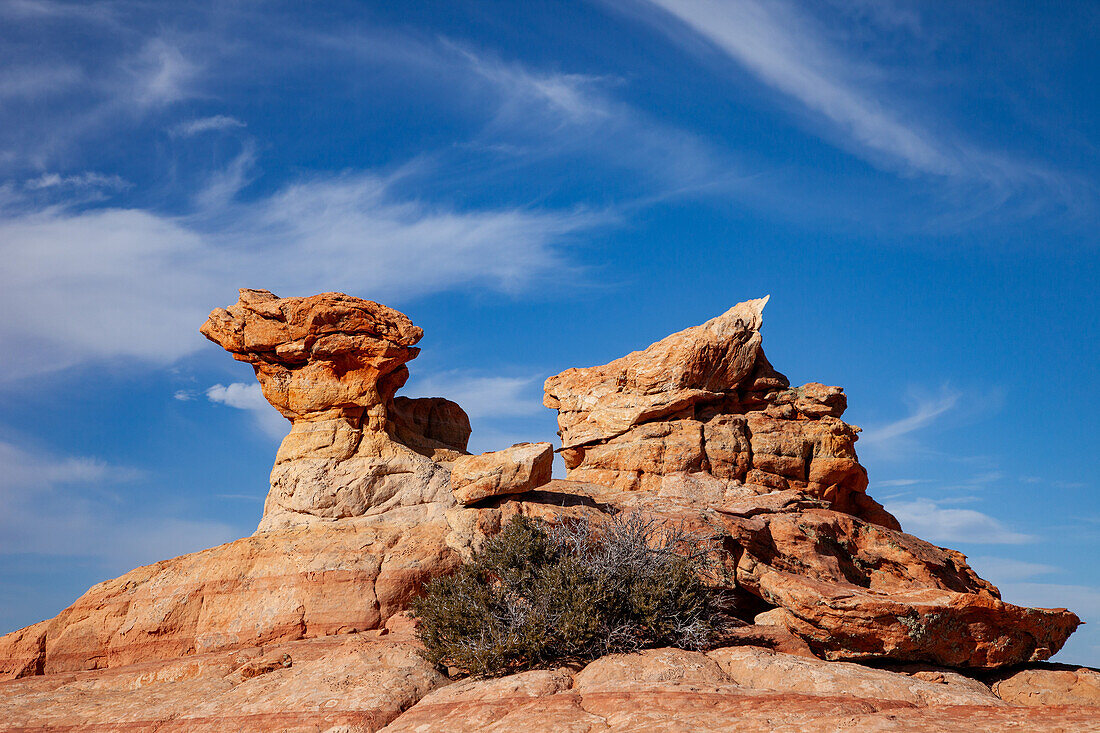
1;0;1098;666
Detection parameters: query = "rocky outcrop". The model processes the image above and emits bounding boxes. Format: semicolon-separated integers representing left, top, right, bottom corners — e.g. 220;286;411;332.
381;646;1100;733
451;442;554;505
452;479;1080;668
0;507;458;677
201;289;470;531
0;626;445;732
543;296;897;529
0;289;1091;731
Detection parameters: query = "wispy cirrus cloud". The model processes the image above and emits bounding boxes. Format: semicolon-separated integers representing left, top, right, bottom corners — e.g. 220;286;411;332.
0;438;236;569
25;171;130;191
171;115;246;137
860;386;960;457
628;0;1086;216
0;167;607;379
639;0;959;176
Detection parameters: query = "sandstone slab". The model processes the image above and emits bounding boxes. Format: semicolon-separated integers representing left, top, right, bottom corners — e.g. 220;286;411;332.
544;297;896;527
451;442;554;505
382;647;1100;733
0;632;445;732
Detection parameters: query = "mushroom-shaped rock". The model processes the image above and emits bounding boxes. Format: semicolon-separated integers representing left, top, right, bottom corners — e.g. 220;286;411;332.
451;442;554;505
201;289;471;531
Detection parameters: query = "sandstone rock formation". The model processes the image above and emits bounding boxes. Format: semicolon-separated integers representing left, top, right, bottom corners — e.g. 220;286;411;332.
201;289;470;531
451;442;554;505
0;625;445;732
0;507;458;677
0;289;1092;732
381;647;1100;733
449;477;1080;668
544;296;897;529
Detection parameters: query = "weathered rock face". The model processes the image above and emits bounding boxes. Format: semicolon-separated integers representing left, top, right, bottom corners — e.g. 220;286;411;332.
0;507;458;678
451;442;554;505
992;664;1100;707
201;289;470;531
381;647;1100;733
544;297;896;529
537;298;1080;667
0;628;446;732
451;481;1080;668
0;289;1091;730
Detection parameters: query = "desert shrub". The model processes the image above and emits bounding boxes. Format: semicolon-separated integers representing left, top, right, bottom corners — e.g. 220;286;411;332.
411;513;723;677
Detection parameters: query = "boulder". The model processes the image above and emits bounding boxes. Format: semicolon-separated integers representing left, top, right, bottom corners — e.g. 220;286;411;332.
451;442;554;505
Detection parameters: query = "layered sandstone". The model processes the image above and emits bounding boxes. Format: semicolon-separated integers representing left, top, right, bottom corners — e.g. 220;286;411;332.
381;647;1100;733
543;296;896;529
0;507;458;678
0;626;445;732
0;289;1091;731
449;479;1080;667
201;289;470;531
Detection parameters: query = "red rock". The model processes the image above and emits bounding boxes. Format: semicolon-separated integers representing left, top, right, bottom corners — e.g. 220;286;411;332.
0;632;445;732
451;442;554;505
0;289;1090;729
381;647;1100;733
201;289;471;531
0;507;458;678
992;664;1100;706
543;297;896;528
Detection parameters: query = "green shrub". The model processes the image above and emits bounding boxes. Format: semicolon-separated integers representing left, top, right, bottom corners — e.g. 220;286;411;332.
411;513;722;677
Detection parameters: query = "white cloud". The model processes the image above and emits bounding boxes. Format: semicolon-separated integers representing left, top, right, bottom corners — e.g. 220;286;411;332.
25;171;130;191
639;0;959;175
632;0;1080;209
885;497;1035;545
206;382;268;411
206;382;288;440
193;143;256;209
860;387;960;456
172;115;247;137
0;170;605;379
173;389;196;401
968;556;1062;583
402;372;546;419
0;439;143;491
127;37;199;109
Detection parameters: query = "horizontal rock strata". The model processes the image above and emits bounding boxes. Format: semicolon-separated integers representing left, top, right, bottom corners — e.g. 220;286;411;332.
381;647;1100;733
1;507;458;677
